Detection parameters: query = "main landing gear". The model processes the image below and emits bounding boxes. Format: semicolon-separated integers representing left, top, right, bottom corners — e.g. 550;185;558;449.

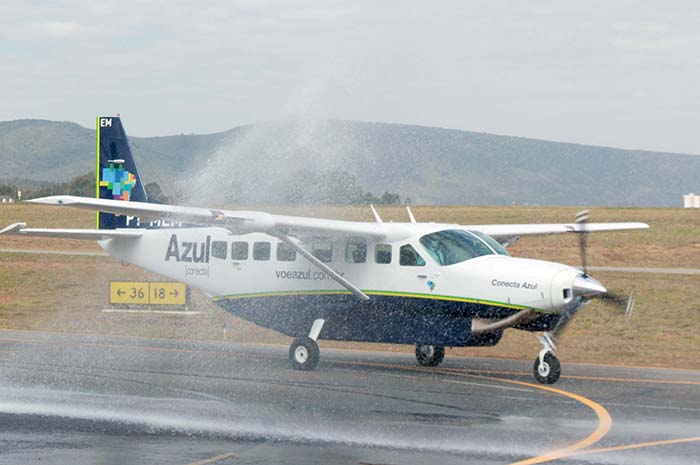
289;318;325;370
415;344;445;367
533;332;561;384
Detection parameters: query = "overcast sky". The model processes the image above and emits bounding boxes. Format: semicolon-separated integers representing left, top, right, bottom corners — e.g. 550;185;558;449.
1;0;699;154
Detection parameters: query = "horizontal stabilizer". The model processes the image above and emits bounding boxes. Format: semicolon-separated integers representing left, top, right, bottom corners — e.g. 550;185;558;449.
0;222;143;240
29;195;234;224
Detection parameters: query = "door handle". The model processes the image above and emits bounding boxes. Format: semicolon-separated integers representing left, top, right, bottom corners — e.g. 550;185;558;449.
417;274;428;279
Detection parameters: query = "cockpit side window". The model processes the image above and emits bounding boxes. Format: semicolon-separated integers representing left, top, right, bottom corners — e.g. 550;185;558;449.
399;244;425;266
419;229;494;266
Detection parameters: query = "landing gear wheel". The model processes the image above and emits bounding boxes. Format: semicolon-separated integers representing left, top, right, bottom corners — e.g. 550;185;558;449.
533;352;561;384
415;344;445;367
289;337;320;371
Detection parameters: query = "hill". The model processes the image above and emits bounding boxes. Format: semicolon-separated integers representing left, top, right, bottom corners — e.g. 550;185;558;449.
1;118;698;207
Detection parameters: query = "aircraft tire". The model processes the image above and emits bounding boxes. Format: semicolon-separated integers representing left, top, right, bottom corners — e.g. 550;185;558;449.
289;337;320;371
415;344;445;367
533;353;561;384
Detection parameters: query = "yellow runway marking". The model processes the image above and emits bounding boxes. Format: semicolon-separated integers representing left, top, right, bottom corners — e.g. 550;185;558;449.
340;360;613;465
436;369;614;465
184;452;235;465
492;378;612;465
575;436;700;456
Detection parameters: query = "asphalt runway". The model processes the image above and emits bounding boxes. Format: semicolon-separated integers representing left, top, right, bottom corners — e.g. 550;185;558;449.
0;329;698;465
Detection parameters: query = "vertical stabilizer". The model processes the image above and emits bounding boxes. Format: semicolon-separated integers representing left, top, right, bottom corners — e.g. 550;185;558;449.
96;116;148;229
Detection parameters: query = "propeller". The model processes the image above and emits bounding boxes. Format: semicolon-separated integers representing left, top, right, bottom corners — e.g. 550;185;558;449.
574;209;635;317
592;291;635;319
553;210;635;337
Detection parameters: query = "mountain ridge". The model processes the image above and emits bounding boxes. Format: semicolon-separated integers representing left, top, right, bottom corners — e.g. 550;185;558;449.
1;118;698;207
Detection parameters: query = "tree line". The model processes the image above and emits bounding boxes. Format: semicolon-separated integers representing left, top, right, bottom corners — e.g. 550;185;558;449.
0;171;405;205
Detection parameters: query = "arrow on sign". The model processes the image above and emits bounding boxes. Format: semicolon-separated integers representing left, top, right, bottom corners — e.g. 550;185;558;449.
170;290;179;297
117;289;125;297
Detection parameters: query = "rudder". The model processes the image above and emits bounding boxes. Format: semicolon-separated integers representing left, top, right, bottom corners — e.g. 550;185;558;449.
96;116;147;229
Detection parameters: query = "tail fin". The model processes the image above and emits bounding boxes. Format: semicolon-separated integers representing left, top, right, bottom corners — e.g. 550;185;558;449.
96;116;148;229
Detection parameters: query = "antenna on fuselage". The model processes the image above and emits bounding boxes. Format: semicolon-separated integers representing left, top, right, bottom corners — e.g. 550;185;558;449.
369;204;383;223
406;206;416;223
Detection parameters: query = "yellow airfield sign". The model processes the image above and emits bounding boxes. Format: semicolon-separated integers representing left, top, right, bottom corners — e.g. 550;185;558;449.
149;282;187;306
109;281;187;306
110;281;149;305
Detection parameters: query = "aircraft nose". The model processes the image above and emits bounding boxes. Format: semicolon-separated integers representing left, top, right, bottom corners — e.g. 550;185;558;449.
572;275;607;298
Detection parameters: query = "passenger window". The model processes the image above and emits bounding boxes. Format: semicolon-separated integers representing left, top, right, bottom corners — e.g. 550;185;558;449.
211;241;227;260
231;241;248;260
399;244;425;266
375;244;392;264
345;238;367;263
253;242;270;261
276;242;297;261
311;239;333;263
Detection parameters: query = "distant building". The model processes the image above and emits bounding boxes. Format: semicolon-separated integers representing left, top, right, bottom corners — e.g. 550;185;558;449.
0;195;14;204
683;193;700;208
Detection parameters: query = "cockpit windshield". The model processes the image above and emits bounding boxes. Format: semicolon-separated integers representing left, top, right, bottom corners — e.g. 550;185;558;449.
419;229;496;266
469;230;510;256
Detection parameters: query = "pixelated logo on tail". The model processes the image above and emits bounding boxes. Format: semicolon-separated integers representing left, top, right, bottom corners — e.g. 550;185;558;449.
100;158;137;201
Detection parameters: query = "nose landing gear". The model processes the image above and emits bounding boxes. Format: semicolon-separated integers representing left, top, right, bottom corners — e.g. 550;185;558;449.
534;352;561;384
533;332;561;384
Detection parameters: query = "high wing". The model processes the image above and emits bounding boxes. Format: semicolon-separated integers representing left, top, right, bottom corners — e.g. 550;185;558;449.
467;222;649;246
17;196;649;245
27;195;396;240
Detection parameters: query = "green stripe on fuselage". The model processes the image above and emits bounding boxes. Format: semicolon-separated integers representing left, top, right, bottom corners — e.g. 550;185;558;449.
212;290;551;313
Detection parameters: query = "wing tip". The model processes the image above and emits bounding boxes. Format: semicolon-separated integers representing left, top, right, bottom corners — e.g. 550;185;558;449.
0;222;27;235
27;195;76;205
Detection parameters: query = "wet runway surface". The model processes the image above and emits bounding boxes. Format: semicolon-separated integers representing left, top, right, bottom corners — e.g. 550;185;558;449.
0;329;698;465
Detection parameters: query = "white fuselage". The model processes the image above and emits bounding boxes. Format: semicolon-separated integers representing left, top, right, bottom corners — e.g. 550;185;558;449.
101;224;582;315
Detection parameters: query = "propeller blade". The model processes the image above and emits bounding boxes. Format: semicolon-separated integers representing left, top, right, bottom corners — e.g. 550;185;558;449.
592;291;635;319
625;293;635;320
575;209;590;277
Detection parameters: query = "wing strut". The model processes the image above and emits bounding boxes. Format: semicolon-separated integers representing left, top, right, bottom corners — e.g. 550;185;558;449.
277;235;370;301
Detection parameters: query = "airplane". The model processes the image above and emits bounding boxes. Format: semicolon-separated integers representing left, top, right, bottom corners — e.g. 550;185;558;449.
0;116;649;384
